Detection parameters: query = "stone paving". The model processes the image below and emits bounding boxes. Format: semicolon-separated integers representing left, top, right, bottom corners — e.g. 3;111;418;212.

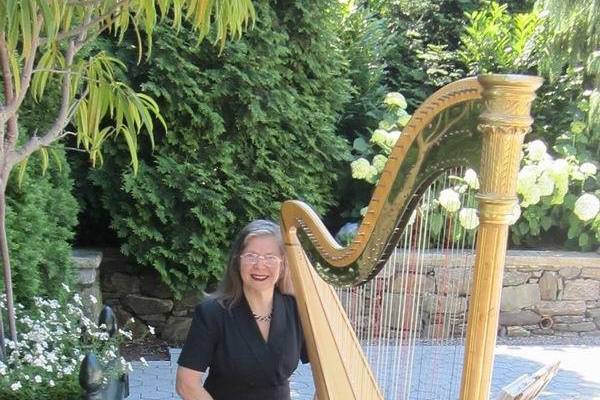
128;345;600;399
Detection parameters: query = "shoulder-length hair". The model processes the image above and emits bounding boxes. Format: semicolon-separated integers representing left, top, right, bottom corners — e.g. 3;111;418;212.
212;219;286;309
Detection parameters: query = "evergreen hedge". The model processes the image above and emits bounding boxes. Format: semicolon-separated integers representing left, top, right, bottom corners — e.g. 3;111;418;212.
89;0;352;296
2;91;78;305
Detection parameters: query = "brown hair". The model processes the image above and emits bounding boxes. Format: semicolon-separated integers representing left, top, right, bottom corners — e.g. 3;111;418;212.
213;219;286;309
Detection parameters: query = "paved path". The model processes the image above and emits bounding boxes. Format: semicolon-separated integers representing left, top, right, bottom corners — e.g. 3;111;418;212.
128;345;600;399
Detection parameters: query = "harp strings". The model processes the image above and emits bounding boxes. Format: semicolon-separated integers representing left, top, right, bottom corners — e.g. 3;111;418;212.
335;168;478;399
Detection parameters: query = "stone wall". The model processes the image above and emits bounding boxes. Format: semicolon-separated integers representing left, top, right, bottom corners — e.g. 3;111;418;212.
498;250;600;338
98;248;203;344
93;247;599;343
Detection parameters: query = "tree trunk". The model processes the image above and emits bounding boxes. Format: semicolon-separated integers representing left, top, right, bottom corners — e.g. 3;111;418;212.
0;180;16;343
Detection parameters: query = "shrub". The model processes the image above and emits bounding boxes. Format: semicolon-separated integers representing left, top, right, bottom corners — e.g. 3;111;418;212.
0;293;142;400
88;0;352;296
1;88;78;306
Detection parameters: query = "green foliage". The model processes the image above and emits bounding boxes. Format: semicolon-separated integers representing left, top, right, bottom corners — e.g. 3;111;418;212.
0;86;78;306
460;1;540;74
88;0;352;296
5;153;78;305
0;294;139;399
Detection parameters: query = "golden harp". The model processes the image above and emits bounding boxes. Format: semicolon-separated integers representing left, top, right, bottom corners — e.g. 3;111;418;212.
280;74;543;400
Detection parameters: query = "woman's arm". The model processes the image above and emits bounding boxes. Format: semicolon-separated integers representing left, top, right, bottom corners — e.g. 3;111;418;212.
175;366;214;400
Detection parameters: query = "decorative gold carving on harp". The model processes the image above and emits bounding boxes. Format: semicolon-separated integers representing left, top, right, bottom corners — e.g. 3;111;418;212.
281;74;543;400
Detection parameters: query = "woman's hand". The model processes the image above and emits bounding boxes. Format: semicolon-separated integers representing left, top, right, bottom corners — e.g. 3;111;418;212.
176;366;214;400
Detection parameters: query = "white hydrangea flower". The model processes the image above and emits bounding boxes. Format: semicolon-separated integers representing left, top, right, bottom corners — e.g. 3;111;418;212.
549;159;569;180
579;162;597;176
370;129;387;147
463;169;480;190
384;92;407;109
517;165;539;195
351;158;372;180
521;185;542;207
384;130;401;148
438;189;461;212
537;172;555;197
372;154;388;173
396;110;411;127
459;208;479;230
526;140;547;161
507;203;522;225
573;193;600;222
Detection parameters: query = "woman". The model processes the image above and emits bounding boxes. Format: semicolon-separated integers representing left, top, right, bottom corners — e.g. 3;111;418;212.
176;219;308;400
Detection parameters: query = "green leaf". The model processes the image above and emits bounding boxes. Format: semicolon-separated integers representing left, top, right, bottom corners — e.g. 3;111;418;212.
353;137;369;153
578;233;590;249
429;213;444;236
540;216;553;231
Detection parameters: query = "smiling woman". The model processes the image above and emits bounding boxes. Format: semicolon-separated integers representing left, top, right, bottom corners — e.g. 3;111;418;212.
175;220;309;400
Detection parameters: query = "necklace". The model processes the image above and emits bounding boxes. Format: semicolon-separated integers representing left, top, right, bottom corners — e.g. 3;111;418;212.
252;311;272;322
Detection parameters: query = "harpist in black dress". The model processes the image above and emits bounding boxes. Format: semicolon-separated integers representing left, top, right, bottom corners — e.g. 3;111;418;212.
178;290;307;400
176;220;309;400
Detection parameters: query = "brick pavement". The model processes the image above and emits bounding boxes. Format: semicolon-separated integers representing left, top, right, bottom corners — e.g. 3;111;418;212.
128;345;600;399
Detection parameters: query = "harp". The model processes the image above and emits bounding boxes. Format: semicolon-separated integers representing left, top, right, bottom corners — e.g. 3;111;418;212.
280;74;543;400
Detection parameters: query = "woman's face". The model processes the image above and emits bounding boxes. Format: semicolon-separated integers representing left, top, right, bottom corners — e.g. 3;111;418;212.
239;235;283;294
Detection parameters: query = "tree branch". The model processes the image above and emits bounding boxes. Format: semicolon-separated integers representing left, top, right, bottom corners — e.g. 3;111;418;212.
0;33;16;152
1;15;43;144
8;41;77;169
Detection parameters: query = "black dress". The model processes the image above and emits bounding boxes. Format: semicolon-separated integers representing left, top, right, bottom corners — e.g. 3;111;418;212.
177;290;308;400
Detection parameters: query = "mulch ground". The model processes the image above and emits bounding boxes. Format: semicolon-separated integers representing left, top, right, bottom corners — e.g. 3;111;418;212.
120;336;171;361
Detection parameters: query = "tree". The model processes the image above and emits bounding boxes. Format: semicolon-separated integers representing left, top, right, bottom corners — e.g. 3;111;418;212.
536;0;599;135
0;0;255;350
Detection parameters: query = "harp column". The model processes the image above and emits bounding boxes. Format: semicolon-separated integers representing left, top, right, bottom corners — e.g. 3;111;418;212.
460;74;543;400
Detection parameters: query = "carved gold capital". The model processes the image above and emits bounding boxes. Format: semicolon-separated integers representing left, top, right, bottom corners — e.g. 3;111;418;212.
477;74;543;128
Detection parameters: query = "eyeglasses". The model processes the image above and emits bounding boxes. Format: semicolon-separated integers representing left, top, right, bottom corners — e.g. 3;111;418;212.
240;253;282;268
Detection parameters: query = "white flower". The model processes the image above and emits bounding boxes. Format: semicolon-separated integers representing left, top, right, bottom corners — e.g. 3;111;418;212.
384;92;407;109
351;158;371;180
537;172;555;197
10;381;22;391
34;375;42;383
579;162;597;176
521;185;542;207
463;169;480;190
549;159;569;179
148;325;156;335
459;208;479;230
370;129;387;146
372;154;388;173
573;193;600;222
384;130;401;148
517;165;539;194
438;189;461;212
526;140;547;161
507;203;522;225
49;379;55;387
